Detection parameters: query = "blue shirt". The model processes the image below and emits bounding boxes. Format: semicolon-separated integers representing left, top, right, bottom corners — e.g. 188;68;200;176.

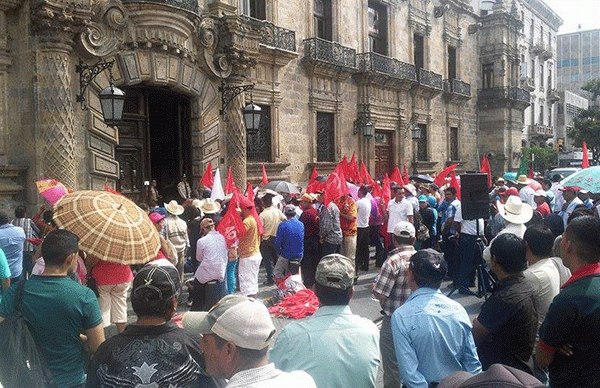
275;218;304;260
0;223;25;278
0;248;10;303
391;288;481;388
270;305;380;388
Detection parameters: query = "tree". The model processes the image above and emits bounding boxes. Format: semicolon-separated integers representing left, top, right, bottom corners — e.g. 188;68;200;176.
522;146;558;173
569;107;600;165
582;78;600;101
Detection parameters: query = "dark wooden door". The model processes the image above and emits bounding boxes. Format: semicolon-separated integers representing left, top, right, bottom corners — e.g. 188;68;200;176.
375;130;393;180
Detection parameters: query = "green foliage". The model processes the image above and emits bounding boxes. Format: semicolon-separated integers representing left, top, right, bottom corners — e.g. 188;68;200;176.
570;106;600;163
522;146;558;172
582;79;600;101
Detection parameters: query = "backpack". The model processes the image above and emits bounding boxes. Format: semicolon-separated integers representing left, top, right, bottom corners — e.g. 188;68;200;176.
413;210;430;241
0;280;56;388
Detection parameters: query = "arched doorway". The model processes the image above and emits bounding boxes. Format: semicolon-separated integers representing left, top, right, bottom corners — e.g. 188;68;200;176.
116;87;191;203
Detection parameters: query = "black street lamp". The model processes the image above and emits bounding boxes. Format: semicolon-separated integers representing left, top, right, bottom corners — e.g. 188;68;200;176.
412;126;422;175
219;81;263;132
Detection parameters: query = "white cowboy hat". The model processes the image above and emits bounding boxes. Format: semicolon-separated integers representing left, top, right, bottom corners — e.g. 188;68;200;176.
165;200;184;215
257;188;279;198
198;198;221;214
516;175;533;185
403;183;417;196
497;195;533;224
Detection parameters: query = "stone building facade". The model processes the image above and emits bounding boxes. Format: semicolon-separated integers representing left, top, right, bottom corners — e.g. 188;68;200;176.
0;0;486;209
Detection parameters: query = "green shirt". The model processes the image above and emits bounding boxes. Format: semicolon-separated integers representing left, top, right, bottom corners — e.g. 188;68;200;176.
0;248;10;303
0;275;102;388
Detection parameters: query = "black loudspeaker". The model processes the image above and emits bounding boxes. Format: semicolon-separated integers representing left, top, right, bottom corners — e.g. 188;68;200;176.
460;173;490;220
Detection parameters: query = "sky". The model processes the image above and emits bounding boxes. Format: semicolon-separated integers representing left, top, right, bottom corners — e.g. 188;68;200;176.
542;0;600;34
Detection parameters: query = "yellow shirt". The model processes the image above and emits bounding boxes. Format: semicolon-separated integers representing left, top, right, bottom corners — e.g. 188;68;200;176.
259;206;286;239
239;216;260;257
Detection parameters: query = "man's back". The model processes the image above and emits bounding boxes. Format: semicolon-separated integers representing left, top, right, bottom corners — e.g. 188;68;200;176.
540;273;600;387
524;258;560;327
87;321;216;388
0;276;102;387
270;305;380;388
275;218;304;259
0;223;25;278
392;288;481;387
260;206;285;238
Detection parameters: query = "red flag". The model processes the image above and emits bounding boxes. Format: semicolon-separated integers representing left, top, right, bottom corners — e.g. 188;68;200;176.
480;156;492;188
337;155;350;182
261;162;269;185
433;163;458;186
390;165;403;185
200;162;214;189
382;174;391;211
372;180;382;198
216;194;245;248
359;161;375;186
246;182;265;236
582;141;590;169
527;166;534;179
310;166;319;182
349;153;360;183
306;180;326;193
450;171;460;200
104;182;122;196
323;171;349;206
225;167;236;194
402;165;409;184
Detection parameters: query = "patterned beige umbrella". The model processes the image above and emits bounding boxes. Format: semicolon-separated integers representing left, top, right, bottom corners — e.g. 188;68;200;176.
53;190;160;265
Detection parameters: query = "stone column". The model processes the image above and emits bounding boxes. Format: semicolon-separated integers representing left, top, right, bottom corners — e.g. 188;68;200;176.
225;82;247;188
36;38;77;188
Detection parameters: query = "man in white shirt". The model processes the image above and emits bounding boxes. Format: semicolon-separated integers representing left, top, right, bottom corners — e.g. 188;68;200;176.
387;187;413;250
517;175;536;210
453;203;485;291
559;186;584;228
356;186;372;272
191;218;227;311
483;196;532;262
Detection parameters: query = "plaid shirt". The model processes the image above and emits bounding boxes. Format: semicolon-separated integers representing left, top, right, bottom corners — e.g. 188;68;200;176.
11;218;38;252
319;202;343;245
372;245;416;316
439;199;459;235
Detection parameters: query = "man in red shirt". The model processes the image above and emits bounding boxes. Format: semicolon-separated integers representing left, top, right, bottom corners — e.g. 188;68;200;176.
299;194;320;287
534;190;551;218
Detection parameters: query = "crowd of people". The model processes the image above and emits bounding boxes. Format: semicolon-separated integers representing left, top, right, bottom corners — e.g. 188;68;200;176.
0;169;599;388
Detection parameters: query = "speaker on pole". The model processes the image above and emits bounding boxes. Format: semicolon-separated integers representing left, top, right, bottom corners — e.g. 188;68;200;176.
460;173;490;220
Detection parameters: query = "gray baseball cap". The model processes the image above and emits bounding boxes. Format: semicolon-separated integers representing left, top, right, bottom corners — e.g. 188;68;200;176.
315;254;355;290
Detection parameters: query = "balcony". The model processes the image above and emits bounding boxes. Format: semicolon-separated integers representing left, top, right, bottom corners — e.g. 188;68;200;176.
548;88;560;103
240;16;296;53
478;86;531;110
529;124;554;139
302;38;357;79
519;77;535;91
443;78;472;102
354;52;417;90
416;68;443;97
529;39;552;60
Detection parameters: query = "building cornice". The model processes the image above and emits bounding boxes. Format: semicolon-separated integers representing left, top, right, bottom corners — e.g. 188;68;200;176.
520;0;563;31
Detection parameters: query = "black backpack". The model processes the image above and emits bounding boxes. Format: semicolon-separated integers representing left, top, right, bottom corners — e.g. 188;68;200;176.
0;280;56;388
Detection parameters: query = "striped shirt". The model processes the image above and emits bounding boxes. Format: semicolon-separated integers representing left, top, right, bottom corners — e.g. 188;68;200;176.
12;218;38;252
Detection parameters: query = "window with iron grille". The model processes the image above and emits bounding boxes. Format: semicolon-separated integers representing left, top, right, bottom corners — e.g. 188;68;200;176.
448;46;457;79
417;124;428;161
450;127;459;161
314;0;332;40
247;105;271;161
316;112;335;162
368;1;387;55
241;0;266;20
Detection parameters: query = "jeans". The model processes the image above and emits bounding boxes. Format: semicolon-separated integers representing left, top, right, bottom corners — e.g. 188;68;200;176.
321;241;340;258
454;234;479;288
226;260;238;294
260;238;277;283
356;227;371;271
370;225;386;267
190;278;226;311
301;236;320;288
441;234;457;278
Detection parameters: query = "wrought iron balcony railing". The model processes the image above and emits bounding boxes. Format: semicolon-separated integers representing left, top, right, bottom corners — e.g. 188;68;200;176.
240;16;296;52
303;38;356;70
356;52;417;82
479;86;531;105
529;124;554;137
509;86;531;104
443;78;471;98
418;68;443;90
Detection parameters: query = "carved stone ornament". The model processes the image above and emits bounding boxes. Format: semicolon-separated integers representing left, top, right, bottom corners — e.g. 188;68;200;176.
32;0;93;35
79;0;129;57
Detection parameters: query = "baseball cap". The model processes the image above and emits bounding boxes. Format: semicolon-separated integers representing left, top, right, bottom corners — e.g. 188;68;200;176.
200;218;215;228
148;212;165;224
132;264;181;302
393;221;416;238
410;249;447;283
239;197;254;209
182;295;276;350
418;195;427;202
283;204;296;216
315;254;355;290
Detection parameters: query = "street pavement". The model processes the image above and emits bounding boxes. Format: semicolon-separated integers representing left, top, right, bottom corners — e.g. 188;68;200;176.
108;258;485;388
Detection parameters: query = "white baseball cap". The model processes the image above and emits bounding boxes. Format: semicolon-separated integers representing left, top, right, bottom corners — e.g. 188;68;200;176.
393;221;416;238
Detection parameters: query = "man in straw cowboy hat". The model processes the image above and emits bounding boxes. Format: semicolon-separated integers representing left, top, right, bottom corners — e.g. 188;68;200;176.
163;200;190;282
483;195;533;263
183;295;316;387
516;175;536;210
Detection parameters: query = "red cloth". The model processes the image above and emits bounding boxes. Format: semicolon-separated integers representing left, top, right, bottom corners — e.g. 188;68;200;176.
348;153;360;183
92;261;133;286
382;174;391;211
480;156;492;188
390;165;403;185
200;162;214;188
262;162;269;185
323;171;349;206
225;167;236;195
216;194;245;248
433;163;458;186
402;165;409;184
450;171;461;200
268;289;320;319
246;183;265;236
310;166;319;182
582;141;590;169
359;161;375;186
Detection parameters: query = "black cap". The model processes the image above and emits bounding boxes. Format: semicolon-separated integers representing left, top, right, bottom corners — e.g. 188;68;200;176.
410;249;447;282
132;264;181;302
